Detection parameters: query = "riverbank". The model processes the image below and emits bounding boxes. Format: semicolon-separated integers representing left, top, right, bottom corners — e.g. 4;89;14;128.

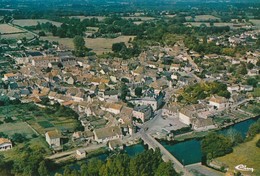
173;115;260;142
157;116;259;166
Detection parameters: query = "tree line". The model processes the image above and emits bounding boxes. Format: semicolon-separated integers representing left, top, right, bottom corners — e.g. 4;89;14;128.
0;147;179;176
201;119;260;160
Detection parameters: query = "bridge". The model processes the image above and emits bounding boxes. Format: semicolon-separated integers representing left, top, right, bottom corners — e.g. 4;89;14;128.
140;130;192;176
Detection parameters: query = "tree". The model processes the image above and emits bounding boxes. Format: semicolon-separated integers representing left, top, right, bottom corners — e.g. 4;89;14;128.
63;165;71;176
247;119;260;138
0;132;8;138
256;139;260;148
238;65;247;75
120;83;129;101
247;77;258;87
38;161;49;176
80;164;87;176
87;158;103;176
226;129;243;146
112;42;126;52
256;60;260;67
11;133;27;143
38;31;46;36
247;62;254;70
201;132;233;159
135;87;143;97
73;35;86;57
155;162;178;176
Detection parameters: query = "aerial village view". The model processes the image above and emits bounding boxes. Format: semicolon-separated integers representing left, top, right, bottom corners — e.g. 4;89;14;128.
0;0;259;176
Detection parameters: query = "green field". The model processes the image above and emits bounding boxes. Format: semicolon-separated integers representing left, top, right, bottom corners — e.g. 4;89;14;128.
38;121;54;128
0;24;25;34
0;103;78;136
250;20;260;29
1;32;35;39
2;137;52;161
186;15;220;22
184;22;247;29
0;122;36;138
69;15;155;22
13;19;62;27
241;102;260;116
215;134;260;176
251;88;260;97
69;16;107;21
42;35;135;55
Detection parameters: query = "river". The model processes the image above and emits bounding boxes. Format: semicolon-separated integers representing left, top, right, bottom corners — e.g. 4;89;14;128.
52;116;258;174
160;116;259;165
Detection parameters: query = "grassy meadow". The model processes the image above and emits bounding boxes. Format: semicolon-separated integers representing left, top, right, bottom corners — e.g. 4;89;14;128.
13;19;62;27
41;35;135;55
215;134;260;176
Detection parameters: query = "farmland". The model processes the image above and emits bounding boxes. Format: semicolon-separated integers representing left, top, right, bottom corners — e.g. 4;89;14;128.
69;16;155;22
122;16;155;21
41;35;135;55
1;32;35;39
185;15;220;22
69;16;107;21
12;19;62;27
0;24;25;34
0;103;79;136
0;122;36;138
250;19;260;29
184;22;248;29
0;23;35;39
214;134;260;176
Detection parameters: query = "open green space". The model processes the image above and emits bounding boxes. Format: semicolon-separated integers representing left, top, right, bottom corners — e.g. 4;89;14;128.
241;102;260;116
12;19;62;27
215;134;260;176
0;122;35;138
0;103;79;136
38;121;54;128
185;15;220;22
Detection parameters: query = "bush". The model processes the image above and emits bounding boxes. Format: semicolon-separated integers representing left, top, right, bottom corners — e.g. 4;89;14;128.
4;116;14;123
11;133;27;143
247;119;260;139
256;139;260;148
0;132;8;138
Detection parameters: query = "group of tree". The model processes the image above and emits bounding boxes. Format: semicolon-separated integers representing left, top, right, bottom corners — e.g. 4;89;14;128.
179;81;230;104
59;149;179;176
0;144;52;176
201;132;233;160
29;18;90;38
202;119;260;161
247;119;260;139
73;35;86;57
111;42;141;59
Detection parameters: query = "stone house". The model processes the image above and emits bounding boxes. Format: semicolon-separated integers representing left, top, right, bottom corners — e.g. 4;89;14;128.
133;105;153;123
93;126;122;143
209;95;228;109
45;130;61;148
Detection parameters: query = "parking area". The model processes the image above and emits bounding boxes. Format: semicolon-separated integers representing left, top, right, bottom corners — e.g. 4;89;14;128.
148;115;188;134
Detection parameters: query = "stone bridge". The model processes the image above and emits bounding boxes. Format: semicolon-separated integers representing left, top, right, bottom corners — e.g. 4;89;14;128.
140;131;192;176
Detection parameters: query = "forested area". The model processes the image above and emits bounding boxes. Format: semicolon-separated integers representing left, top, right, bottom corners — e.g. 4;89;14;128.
61;148;179;176
178;81;231;104
0;148;179;176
